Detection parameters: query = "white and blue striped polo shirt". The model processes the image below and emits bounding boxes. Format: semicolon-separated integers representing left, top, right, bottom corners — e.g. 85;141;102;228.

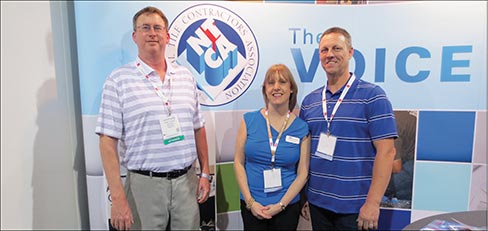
95;57;205;172
299;74;398;213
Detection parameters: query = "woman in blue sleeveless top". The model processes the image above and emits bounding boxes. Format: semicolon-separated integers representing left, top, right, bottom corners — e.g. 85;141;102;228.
234;64;311;230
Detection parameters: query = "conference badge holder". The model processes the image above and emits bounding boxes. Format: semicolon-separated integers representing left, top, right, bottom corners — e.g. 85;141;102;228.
159;115;185;145
316;132;336;161
263;167;282;193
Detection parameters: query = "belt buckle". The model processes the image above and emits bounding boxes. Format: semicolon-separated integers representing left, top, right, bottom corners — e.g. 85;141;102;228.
167;170;177;179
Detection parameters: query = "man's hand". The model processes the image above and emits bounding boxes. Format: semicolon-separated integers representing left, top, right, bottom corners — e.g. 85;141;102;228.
300;201;310;221
357;201;379;230
197;176;210;204
110;198;134;230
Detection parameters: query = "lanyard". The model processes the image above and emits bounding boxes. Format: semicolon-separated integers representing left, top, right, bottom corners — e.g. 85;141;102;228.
136;62;172;115
322;74;356;134
265;109;290;168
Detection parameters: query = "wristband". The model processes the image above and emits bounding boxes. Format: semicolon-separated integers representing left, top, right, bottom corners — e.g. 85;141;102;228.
279;201;286;211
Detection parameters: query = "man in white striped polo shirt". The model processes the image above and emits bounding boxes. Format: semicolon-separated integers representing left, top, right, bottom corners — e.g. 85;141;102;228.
96;6;211;230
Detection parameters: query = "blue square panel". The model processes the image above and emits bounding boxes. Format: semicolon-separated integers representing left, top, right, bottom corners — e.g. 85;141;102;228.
413;162;471;212
378;209;411;230
417;111;475;162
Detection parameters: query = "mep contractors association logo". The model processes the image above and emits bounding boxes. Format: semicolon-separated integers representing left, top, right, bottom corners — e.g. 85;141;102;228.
167;4;259;107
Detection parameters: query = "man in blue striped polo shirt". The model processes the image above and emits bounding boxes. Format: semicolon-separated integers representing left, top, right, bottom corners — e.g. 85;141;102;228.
299;27;398;230
96;6;211;230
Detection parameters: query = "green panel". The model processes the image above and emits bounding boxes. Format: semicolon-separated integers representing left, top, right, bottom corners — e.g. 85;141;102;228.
216;163;241;213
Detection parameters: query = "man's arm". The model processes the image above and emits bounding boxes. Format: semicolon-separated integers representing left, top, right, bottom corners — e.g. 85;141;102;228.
194;127;210;203
99;135;133;230
357;138;395;230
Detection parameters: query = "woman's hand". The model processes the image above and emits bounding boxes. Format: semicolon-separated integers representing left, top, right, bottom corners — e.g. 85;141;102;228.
250;201;272;220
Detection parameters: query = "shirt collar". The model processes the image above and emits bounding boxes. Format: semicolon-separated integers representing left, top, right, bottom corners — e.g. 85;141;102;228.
326;72;356;95
135;56;175;78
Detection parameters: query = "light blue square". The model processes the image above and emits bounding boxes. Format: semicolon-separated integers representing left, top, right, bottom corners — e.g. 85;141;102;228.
413;162;471;212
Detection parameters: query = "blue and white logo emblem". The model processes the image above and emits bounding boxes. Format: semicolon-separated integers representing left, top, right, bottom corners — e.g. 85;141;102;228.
167;4;259;106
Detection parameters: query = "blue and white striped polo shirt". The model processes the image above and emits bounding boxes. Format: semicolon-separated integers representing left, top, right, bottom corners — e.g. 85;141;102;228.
299;74;398;213
95;57;205;172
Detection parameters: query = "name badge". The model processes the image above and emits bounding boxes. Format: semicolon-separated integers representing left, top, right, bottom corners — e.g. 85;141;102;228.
285;135;300;144
159;115;185;145
263;168;282;193
316;132;337;161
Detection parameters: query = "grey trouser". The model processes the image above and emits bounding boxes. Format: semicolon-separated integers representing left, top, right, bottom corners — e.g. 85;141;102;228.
125;167;200;230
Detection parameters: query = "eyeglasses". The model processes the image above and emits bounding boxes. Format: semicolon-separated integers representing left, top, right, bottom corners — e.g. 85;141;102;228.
136;24;166;33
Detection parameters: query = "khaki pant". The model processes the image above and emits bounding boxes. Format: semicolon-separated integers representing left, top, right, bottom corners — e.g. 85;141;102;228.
125;167;200;230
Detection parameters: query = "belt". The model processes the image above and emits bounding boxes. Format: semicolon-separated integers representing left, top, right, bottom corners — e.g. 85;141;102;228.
131;165;191;179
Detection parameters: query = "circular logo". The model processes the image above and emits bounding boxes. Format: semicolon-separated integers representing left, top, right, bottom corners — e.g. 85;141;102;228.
167;3;259;107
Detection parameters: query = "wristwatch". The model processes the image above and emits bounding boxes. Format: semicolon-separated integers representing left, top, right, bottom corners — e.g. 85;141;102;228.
200;173;213;182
